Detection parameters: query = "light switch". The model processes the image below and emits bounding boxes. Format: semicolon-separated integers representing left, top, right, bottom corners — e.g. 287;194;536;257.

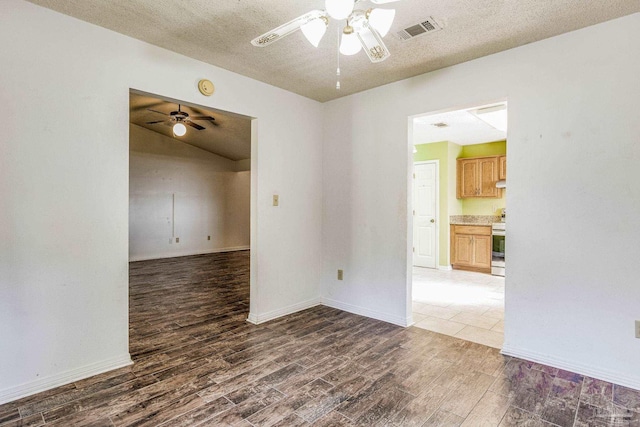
273;195;279;206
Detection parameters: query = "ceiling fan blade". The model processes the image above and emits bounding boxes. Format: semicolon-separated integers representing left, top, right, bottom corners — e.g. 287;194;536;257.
146;120;166;124
190;116;215;121
357;24;391;63
147;108;169;116
251;10;327;47
185;121;205;130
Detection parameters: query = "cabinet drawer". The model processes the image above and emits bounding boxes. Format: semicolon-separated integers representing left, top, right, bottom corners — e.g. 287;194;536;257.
453;225;491;236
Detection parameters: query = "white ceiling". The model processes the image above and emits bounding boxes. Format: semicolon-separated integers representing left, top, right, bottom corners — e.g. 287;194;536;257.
130;92;252;161
413;103;506;146
27;0;640;102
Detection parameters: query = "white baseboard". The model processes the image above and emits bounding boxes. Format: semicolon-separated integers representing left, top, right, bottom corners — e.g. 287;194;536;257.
129;246;250;262
247;297;411;328
0;353;133;405
321;297;411;327
247;297;322;325
438;265;453;271
501;344;640;391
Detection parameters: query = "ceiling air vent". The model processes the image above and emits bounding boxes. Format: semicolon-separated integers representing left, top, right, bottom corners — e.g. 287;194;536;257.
395;17;443;41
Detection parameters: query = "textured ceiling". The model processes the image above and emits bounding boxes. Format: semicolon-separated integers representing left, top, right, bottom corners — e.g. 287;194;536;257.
413;103;507;146
28;0;640;102
130;92;251;161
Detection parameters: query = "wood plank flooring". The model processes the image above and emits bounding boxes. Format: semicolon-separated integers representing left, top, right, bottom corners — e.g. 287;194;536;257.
2;251;639;426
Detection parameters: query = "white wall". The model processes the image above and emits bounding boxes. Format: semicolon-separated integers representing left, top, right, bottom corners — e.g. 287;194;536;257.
322;14;640;388
129;124;249;261
227;171;251;248
0;0;323;403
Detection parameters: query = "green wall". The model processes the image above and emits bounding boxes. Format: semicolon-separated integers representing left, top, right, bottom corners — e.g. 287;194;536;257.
413;140;506;267
413;141;453;267
460;140;506;157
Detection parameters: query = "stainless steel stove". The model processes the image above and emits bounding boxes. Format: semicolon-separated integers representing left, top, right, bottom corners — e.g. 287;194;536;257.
491;222;505;276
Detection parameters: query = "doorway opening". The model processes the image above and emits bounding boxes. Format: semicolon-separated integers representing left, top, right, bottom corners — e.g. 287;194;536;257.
409;101;507;349
127;89;253;361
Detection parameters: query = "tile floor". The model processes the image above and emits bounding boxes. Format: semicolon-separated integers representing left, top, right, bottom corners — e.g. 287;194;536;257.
412;267;505;349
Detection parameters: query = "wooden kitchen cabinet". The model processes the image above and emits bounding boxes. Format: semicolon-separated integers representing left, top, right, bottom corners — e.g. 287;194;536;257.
499;155;507;180
450;225;492;273
456;156;501;198
457;159;478;198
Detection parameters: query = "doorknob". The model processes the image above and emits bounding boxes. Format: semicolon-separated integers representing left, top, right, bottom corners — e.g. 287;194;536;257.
430;219;435;223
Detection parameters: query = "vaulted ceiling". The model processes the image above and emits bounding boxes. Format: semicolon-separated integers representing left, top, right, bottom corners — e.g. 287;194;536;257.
27;0;640;102
130;92;252;160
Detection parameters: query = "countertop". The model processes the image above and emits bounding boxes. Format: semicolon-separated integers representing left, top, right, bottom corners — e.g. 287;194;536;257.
449;215;502;225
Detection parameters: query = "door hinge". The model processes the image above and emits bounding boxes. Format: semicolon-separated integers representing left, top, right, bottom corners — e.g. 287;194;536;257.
413;173;415;179
413;210;415;215
412;247;415;253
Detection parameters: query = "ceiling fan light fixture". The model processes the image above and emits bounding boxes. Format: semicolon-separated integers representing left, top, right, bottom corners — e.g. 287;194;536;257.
325;0;355;20
301;16;328;47
367;8;396;37
339;26;361;55
173;122;187;136
356;24;390;62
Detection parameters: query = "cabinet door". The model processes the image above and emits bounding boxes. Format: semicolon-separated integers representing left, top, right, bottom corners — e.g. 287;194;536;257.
457;159;478;198
472;235;492;269
499;156;507;180
453;234;473;266
478;157;499;197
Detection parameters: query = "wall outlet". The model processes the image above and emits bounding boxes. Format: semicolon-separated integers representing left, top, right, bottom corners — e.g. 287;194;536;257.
337;269;344;280
273;194;279;206
636;320;640;338
207;235;211;241
175;237;179;243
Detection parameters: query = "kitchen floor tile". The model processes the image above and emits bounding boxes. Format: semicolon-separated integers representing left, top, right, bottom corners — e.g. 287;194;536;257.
414;316;466;336
413;267;504;348
449;313;500;330
491;320;505;333
455;326;504;349
483;308;505;319
412;313;428;324
413;304;461;320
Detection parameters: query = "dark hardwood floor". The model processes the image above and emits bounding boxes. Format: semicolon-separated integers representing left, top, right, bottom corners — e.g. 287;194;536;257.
1;251;639;426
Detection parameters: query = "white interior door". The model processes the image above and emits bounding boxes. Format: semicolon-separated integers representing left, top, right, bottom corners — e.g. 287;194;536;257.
413;162;437;268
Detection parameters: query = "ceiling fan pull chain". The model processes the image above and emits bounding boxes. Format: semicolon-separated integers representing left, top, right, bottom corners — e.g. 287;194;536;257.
336;28;341;90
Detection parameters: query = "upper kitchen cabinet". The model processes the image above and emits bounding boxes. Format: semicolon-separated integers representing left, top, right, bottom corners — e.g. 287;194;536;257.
499;155;507;180
457;156;501;198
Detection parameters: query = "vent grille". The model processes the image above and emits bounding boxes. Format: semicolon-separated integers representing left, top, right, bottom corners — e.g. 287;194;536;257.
395;17;442;41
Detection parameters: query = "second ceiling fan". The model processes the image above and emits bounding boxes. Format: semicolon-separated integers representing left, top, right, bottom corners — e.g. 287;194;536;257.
251;0;400;63
146;104;218;137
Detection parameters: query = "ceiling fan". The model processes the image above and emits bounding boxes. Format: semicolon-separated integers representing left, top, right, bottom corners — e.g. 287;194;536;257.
146;104;218;137
251;0;400;63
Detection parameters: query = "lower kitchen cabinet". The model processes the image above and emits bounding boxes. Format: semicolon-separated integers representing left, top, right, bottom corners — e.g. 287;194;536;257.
450;224;492;273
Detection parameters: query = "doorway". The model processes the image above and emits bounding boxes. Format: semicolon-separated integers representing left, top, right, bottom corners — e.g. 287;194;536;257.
409;101;507;349
128;89;254;359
